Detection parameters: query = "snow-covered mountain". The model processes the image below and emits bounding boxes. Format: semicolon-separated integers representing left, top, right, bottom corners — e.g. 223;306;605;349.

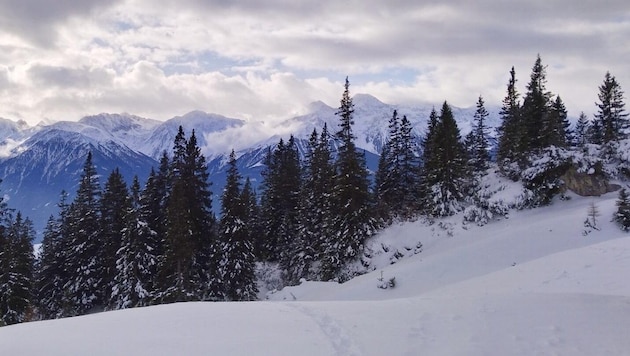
1;187;628;355
0;95;500;239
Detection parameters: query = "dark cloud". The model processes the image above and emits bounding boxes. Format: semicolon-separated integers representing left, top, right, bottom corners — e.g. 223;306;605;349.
0;0;123;45
28;65;113;88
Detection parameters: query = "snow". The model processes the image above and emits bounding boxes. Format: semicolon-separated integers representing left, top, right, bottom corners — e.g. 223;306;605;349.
2;188;630;355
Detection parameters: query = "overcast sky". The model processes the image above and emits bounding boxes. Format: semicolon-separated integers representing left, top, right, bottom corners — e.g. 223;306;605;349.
1;0;629;126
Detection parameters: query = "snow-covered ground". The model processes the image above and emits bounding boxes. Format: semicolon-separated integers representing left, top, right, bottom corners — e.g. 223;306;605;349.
2;190;629;355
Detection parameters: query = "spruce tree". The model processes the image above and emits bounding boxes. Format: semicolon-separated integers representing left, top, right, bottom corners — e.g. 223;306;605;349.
0;212;35;325
34;215;65;319
614;188;630;231
322;78;376;281
545;95;570;148
218;150;258;301
63;152;103;315
110;176;157;309
521;55;553;152
259;136;301;267
159;127;217;302
595;71;628;144
469;95;491;174
295;126;335;282
374;110;401;220
397;114;420;217
99;168;130;306
240;177;261;261
497;66;524;177
423;101;468;217
574;112;590;147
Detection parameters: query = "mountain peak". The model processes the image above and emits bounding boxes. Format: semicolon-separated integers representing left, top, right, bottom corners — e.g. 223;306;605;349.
352;93;386;107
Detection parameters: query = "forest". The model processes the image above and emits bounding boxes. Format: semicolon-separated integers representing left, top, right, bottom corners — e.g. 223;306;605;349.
1;55;629;326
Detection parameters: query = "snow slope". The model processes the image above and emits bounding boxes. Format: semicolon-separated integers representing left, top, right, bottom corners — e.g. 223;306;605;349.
1;192;629;355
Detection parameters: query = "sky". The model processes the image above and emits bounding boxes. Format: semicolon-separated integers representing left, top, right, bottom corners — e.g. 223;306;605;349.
1;0;629;126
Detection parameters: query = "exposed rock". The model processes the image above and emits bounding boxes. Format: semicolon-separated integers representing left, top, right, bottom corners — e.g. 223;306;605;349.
560;166;619;196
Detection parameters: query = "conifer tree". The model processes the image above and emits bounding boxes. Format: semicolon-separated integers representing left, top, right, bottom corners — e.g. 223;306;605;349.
218;150;258;301
63;152;103;315
469;95;491;175
240;177;261;260
259;136;301;266
574;112;590;147
595;71;628;144
110;176;157;309
545;95;570;147
322;78;376;281
34;215;65;319
374;110;401;220
0;212;35;325
497;66;524;177
142;152;170;259
614;188;630;231
99;168;130;306
159;127;217;302
521;55;553;152
375;111;420;220
397;114;420;217
423;101;468;217
294;126;335;282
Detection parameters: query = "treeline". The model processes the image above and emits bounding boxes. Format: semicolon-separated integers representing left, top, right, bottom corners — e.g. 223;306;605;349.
1;56;630;326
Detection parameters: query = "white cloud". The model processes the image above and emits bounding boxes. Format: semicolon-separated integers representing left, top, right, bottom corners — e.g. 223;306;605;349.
0;0;628;125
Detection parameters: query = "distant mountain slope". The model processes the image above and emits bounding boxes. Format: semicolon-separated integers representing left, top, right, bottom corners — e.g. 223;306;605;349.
0;95;500;239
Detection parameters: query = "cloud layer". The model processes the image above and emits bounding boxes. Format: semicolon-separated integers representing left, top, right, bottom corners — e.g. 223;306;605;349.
1;0;629;124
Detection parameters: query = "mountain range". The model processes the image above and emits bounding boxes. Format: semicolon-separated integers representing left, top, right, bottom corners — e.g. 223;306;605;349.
0;94;500;240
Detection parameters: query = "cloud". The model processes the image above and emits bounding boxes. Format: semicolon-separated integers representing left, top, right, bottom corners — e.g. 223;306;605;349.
0;0;629;128
0;0;123;45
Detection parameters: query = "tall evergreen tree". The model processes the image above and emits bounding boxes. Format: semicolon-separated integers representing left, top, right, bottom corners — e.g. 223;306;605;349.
374;110;401;220
259;136;301;267
63;152;103;316
322;78;376;281
99;168;130;306
574;112;590;147
469;95;491;174
423;101;468;217
375;111;420;220
34;215;65;319
614;188;630;231
294;126;335;282
595;71;628;144
159;127;217;302
521;55;553;152
0;212;35;325
545;95;570;147
497;66;524;177
218;150;258;301
110;176;157;309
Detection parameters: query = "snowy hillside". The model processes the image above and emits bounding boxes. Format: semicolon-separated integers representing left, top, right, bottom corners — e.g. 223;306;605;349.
2;189;629;355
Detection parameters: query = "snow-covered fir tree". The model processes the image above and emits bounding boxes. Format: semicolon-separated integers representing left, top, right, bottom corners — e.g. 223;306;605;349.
292;126;336;283
99;168;131;308
259;136;301;266
614;188;630;231
497;66;524;179
595;71;629;145
218;150;258;301
422;102;468;217
158;127;217;302
322;77;377;281
109;176;158;309
62;152;104;316
0;212;35;326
